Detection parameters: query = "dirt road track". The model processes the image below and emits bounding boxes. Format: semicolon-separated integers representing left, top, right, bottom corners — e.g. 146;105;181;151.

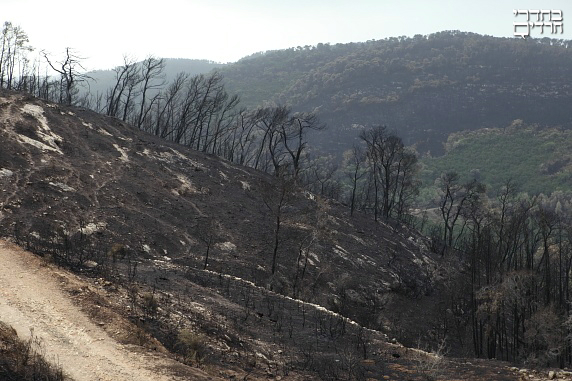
0;240;216;381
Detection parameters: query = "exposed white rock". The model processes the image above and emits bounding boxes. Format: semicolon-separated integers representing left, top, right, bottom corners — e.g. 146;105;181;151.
333;245;350;261
112;144;129;162
20;104;63;154
349;234;366;245
17;134;61;154
173;173;199;195
309;251;320;263
48;182;76;192
216;242;237;252
83;260;98;268
0;168;14;178
240;180;251;190
98;128;113;136
303;191;316;201
81;222;107;235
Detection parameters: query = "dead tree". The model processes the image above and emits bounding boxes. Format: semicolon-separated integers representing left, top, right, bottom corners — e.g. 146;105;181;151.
42;48;92;106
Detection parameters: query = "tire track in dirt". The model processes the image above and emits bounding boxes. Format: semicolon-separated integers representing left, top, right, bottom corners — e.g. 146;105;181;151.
0;240;215;381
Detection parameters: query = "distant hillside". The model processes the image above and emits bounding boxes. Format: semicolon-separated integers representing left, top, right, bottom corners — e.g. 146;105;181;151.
418;121;572;202
84;58;226;100
218;31;572;155
81;33;572;158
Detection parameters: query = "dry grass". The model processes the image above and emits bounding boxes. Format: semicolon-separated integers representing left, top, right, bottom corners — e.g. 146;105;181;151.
176;329;208;365
412;339;447;381
0;321;70;380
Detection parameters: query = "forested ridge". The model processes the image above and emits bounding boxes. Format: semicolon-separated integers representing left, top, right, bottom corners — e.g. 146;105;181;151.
220;31;572;155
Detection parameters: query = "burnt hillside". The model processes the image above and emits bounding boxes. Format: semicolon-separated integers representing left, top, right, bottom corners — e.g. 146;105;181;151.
0;89;438;333
0;90;527;380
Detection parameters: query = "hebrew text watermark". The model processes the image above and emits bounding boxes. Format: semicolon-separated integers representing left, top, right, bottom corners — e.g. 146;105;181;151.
513;9;563;38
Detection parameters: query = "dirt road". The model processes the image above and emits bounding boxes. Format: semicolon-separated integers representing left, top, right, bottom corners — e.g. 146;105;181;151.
0;240;214;381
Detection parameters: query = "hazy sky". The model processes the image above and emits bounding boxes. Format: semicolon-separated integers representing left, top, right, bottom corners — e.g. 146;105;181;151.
3;0;571;71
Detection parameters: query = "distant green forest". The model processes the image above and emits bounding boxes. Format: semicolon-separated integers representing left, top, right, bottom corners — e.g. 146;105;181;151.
418;121;572;204
83;32;572;158
219;31;572;155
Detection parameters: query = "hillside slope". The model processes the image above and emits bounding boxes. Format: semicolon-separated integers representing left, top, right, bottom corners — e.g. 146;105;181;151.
0;89;436;335
0;90;534;379
0;241;530;381
0;240;217;381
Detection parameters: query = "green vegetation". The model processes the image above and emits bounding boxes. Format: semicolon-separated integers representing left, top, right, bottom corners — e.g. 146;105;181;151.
418;121;572;203
221;45;340;107
218;32;572;155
